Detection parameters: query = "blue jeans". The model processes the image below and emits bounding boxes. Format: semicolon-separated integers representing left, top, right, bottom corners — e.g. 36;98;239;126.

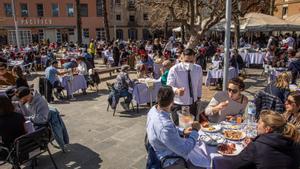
118;89;132;104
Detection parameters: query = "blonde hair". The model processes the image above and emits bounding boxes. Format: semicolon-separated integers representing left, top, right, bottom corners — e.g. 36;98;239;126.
260;110;299;143
275;72;290;89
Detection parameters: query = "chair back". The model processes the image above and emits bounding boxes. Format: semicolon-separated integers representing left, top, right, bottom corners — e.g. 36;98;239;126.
14;127;51;164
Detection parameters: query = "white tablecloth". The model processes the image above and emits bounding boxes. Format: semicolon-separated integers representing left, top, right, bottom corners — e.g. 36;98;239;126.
132;81;162;105
153;63;162;79
188;130;241;169
205;67;238;86
7;60;24;69
241;52;265;65
59;75;87;96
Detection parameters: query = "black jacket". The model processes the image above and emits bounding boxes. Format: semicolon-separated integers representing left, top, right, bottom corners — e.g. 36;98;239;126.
231;133;300;169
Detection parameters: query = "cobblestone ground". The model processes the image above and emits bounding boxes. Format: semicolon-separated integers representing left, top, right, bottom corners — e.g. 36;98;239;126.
3;60;266;169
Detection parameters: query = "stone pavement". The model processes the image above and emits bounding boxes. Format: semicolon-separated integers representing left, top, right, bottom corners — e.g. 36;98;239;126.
2;63;266;169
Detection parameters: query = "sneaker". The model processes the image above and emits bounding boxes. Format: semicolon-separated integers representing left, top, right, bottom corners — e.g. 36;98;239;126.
120;102;129;111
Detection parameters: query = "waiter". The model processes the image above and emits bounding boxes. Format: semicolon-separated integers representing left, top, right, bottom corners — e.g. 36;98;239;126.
167;48;203;125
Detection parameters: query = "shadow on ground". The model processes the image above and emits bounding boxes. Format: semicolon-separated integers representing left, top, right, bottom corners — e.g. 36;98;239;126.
24;143;102;169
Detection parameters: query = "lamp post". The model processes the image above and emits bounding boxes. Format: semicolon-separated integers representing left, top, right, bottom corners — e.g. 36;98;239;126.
223;0;232;91
11;0;20;49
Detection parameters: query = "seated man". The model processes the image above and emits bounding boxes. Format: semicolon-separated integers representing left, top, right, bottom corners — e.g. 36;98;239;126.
147;86;203;169
16;87;49;126
45;60;68;101
113;65;133;110
0;62;16;86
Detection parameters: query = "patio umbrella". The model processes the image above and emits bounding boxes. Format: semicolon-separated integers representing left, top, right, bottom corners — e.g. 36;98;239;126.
286;14;300;24
241;12;300;31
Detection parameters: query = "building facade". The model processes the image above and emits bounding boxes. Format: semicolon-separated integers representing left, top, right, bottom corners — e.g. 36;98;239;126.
108;0;153;41
274;0;300;19
0;0;107;46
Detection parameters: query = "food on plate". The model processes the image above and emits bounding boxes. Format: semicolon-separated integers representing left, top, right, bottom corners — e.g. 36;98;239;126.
218;143;236;154
201;122;209;128
224;130;244;140
226;115;235;122
230;125;240;130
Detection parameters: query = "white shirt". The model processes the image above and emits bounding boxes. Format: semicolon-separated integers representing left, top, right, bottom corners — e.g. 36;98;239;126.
286;37;295;48
77;61;88;75
167;62;203;105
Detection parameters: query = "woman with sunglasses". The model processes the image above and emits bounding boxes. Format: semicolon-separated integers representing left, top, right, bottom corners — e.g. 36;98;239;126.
205;78;248;123
282;92;300;129
229;110;300;169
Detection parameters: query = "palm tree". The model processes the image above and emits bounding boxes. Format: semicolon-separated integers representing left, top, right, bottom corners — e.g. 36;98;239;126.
103;0;110;42
75;0;82;45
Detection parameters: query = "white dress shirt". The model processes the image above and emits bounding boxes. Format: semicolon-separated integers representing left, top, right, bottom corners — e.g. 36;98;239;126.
167;62;203;105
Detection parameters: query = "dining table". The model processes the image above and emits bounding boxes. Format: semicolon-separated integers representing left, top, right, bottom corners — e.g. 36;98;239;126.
187;121;257;169
205;67;238;86
132;78;162;108
59;74;87;97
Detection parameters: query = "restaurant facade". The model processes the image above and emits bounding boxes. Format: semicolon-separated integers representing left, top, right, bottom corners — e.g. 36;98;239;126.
0;0;107;47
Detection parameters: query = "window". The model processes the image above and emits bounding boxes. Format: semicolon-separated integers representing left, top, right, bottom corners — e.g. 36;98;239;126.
143;29;151;40
38;29;44;41
143;13;149;21
8;30;32;47
66;3;74;17
128;0;135;8
83;28;89;38
129;15;135;22
80;4;88;17
20;3;28;17
96;28;106;40
282;6;288;17
36;4;44;17
68;29;74;35
115;0;121;5
56;30;62;43
116;29;124;40
96;0;104;16
4;3;12;17
128;28;137;40
52;4;59;17
116;14;121;21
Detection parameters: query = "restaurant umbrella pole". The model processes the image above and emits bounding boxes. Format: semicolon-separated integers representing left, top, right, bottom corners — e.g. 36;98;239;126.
11;0;20;50
223;0;232;91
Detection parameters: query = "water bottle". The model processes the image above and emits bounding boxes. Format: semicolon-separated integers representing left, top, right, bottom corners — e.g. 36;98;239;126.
247;101;256;124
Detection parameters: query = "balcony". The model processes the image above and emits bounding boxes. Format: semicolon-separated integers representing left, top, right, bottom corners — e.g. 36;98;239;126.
127;5;136;11
127;20;138;27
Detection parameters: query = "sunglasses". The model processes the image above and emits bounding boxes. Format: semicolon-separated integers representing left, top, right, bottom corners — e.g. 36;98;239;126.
286;99;296;105
227;88;238;94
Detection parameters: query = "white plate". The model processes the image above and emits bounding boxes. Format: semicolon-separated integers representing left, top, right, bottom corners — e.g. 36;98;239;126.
199;135;225;146
217;144;244;156
220;121;242;130
201;124;222;133
223;130;246;141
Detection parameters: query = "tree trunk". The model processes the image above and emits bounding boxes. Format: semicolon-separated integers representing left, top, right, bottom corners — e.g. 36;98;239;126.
233;19;240;49
76;0;82;45
181;25;185;44
164;21;168;40
269;0;275;15
103;0;110;42
186;31;203;49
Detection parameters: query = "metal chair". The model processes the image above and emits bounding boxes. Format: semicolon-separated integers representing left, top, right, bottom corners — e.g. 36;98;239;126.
144;134;188;169
0;127;58;169
106;82;135;116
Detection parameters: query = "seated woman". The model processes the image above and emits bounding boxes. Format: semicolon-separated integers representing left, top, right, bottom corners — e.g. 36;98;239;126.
205;78;248;123
283;92;300;129
113;65;133;110
136;53;154;78
230;49;244;72
12;66;29;88
264;72;290;104
229;110;300;169
0;95;26;150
